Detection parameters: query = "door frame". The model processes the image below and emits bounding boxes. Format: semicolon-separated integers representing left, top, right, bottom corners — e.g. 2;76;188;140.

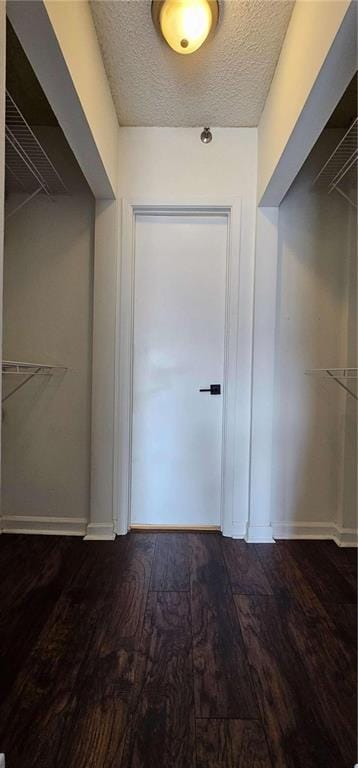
114;198;246;537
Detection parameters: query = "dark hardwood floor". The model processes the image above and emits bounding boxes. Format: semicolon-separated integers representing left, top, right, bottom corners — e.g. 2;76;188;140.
0;533;356;767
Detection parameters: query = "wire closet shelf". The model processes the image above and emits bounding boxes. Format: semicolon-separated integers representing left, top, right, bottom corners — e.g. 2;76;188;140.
2;361;67;404
5;90;67;219
305;368;358;401
312;118;358;209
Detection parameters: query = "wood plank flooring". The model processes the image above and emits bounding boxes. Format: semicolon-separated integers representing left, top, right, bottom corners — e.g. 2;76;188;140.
0;533;356;767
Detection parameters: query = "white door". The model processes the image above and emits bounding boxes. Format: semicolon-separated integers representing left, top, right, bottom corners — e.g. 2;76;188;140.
131;213;227;527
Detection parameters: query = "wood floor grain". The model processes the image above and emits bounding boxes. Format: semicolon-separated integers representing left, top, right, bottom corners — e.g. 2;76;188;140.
277;596;356;765
190;534;258;719
0;535;87;705
322;601;357;650
283;540;357;605
236;595;351;768
319;539;357;585
0;587;100;767
222;539;272;596
150;533;190;591
0;533;356;768
121;591;195;768
55;533;156;768
254;541;325;611
196;719;272;768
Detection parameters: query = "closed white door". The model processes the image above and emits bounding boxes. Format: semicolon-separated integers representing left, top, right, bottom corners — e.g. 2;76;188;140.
131;213;227;527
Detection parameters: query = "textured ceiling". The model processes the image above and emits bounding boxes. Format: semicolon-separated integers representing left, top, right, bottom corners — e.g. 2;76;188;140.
91;0;294;127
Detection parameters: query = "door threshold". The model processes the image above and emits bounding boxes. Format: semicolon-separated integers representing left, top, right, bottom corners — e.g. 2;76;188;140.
129;524;221;532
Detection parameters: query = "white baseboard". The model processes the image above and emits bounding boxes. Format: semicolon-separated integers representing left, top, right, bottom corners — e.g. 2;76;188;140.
272;521;335;540
334;524;358;548
84;522;115;541
245;524;275;543
272;521;358;548
129;524;220;531
0;515;87;536
1;515;355;547
230;522;247;539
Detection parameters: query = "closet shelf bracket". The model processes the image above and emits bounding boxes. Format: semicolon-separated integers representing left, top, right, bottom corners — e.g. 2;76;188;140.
5;187;42;221
2;361;67;404
305;368;358;401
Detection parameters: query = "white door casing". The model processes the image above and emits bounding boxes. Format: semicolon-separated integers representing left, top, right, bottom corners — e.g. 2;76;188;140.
114;200;245;537
131;213;227;528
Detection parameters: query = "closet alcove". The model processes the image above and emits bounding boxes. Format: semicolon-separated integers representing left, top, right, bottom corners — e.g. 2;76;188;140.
2;20;95;533
272;72;357;541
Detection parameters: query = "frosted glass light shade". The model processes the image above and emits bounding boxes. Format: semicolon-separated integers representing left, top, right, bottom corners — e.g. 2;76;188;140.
155;0;218;55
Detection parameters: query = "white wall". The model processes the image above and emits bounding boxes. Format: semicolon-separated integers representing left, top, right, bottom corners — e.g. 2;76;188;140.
1;128;94;534
271;130;357;543
0;3;5;501
88;197;119;539
96;127;257;535
341;200;357;532
248;207;278;542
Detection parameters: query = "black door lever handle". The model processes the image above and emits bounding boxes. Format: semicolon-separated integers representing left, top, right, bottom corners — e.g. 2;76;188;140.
199;384;221;395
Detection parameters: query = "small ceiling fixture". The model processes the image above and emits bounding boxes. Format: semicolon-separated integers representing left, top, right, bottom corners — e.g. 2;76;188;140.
200;127;212;143
152;0;219;55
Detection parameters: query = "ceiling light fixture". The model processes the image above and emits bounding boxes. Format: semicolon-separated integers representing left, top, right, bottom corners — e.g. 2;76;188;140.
152;0;219;55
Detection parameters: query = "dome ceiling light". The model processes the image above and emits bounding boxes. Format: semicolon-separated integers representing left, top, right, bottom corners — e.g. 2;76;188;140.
151;0;219;55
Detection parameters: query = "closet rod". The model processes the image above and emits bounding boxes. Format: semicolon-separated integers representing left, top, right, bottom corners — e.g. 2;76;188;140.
3;360;66;372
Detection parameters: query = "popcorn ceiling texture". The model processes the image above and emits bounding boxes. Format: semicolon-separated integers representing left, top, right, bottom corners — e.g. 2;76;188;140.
90;0;294;127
